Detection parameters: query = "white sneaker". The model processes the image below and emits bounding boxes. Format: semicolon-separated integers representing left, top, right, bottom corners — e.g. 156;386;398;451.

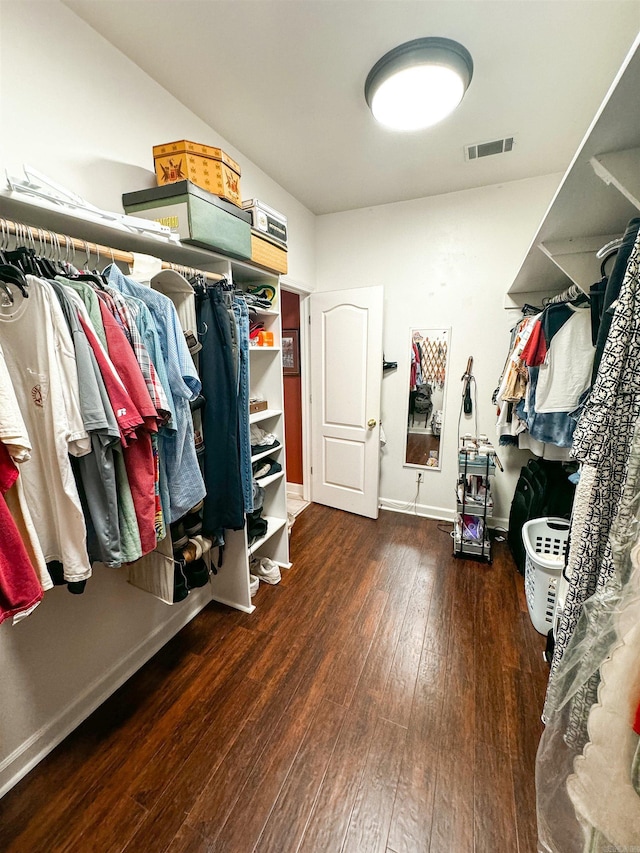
250;557;281;585
249;573;259;596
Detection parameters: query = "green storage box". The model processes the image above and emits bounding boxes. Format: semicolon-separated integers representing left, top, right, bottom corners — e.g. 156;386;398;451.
122;181;252;260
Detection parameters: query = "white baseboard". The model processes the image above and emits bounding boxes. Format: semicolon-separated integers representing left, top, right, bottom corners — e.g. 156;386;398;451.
378;498;508;530
378;498;454;522
286;482;304;498
0;585;212;799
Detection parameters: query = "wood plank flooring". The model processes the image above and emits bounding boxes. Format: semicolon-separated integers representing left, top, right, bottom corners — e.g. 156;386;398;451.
0;505;549;853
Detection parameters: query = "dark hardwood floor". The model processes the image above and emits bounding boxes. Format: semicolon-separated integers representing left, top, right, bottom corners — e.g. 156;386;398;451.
405;434;440;466
0;505;548;853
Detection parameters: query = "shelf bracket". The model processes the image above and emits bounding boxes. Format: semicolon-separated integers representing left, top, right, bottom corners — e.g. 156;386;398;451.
590;148;640;212
537;234;620;292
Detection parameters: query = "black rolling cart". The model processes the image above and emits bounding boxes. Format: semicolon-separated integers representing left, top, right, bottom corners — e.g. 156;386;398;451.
454;445;496;563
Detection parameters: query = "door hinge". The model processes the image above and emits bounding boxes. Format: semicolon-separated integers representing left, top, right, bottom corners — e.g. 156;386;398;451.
308;314;311;324
310;466;313;474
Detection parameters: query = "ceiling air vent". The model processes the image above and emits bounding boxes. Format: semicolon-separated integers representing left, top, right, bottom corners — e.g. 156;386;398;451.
465;136;514;161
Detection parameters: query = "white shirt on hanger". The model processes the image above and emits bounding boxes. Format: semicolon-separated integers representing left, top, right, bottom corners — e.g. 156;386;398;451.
535;305;594;414
0;276;92;582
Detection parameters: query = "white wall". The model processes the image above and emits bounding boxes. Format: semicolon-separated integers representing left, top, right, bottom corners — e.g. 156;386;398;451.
315;174;563;525
0;0;316;797
0;0;316;289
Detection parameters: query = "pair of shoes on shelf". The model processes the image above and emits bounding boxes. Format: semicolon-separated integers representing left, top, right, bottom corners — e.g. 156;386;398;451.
183;511;202;537
182;534;212;563
171;521;188;550
184;557;209;589
174;554;210;601
250;556;281;585
173;563;189;602
171;502;205;552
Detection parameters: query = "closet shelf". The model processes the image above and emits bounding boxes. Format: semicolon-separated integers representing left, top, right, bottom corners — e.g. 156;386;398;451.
248;516;287;555
0;191;276;286
590;147;640;212
249;408;282;424
251;444;283;464
249;345;281;353
255;471;284;489
507;35;640;302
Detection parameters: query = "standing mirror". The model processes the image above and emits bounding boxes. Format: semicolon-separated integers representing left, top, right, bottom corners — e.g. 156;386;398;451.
404;328;450;470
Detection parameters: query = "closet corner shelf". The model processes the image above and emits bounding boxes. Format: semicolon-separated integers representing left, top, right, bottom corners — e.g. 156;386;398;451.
507;35;640;300
248;516;287;556
249;345;281;353
256;471;284;489
251;444;283;464
249;408;282;425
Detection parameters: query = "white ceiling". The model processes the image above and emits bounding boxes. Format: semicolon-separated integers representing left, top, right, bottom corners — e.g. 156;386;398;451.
63;0;640;215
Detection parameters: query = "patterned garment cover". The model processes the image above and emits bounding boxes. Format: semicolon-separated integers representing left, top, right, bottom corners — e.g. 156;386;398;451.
545;232;640;747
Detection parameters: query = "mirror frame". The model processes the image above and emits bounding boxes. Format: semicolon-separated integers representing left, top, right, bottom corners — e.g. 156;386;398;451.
402;327;451;472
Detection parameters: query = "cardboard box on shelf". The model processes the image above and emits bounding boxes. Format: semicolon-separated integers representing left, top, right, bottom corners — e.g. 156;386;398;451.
153;140;242;207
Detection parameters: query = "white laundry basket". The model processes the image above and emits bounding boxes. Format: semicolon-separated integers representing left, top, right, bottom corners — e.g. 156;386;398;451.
522;517;570;635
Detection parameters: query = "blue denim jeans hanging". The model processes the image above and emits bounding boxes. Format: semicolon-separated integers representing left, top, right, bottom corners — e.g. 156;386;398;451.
198;286;244;533
233;296;254;513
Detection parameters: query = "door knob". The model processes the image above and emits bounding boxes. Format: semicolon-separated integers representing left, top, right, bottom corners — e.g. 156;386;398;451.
368;418;377;429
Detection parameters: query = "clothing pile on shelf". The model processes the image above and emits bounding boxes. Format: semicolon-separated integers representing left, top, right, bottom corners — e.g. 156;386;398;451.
494;288;595;461
0;243;268;620
534;218;640;852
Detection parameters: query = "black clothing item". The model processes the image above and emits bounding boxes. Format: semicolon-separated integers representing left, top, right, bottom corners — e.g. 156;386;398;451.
589;277;608;346
592;217;640;382
198;287;245;533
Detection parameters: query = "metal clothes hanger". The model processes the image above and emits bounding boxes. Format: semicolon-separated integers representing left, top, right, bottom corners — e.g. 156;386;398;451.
0;220;29;297
596;236;623;261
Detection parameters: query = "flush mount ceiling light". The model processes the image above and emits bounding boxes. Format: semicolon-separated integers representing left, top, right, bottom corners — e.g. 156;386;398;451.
365;37;473;131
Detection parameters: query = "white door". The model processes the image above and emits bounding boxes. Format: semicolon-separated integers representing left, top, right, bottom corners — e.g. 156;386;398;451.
310;286;383;518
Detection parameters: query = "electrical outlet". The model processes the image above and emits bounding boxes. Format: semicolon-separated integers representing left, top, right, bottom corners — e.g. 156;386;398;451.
416;472;423;484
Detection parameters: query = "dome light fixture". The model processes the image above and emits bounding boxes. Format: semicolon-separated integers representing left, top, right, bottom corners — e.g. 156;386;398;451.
365;37;473;131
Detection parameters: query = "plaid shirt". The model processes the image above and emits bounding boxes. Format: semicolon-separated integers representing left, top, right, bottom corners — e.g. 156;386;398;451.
98;287;171;423
106;265;205;523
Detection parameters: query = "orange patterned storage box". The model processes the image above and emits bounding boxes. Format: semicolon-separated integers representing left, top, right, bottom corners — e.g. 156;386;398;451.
153;140;242;207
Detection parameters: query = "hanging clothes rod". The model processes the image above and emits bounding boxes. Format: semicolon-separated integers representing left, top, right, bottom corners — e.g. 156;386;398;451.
0;216;225;282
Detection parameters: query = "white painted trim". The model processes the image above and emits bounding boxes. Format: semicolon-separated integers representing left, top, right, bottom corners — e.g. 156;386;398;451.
378;498;508;530
379;498;455;522
280;276;312;296
0;585;213;799
286;481;304;497
209;595;255;614
299;295;312;503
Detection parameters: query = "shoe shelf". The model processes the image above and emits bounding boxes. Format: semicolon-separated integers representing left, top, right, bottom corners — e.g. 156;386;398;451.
255;470;285;489
251;443;283;464
248;515;287;556
249;408;282;425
